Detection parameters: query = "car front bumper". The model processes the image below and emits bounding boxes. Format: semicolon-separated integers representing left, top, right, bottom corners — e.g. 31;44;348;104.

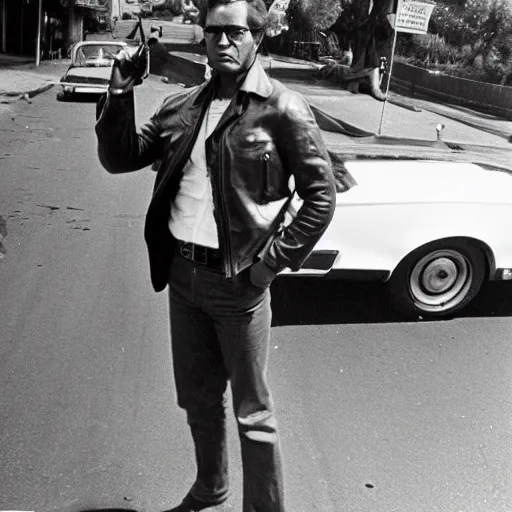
60;82;108;94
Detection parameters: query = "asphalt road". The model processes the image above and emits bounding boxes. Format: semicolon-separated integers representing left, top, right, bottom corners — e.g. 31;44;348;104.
1;83;512;512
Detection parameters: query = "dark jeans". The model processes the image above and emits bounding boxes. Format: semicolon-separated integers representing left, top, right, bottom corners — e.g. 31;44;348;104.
168;252;286;512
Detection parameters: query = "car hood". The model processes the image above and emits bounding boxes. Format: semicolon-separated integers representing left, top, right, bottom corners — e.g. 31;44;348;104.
343;160;512;205
62;66;112;82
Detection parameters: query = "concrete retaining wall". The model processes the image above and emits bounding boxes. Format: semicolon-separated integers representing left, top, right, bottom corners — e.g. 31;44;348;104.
391;61;512;120
166;51;206;85
160;50;319;86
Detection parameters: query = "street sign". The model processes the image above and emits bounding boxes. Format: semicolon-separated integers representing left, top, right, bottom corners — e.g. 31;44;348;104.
387;0;435;35
380;0;434;134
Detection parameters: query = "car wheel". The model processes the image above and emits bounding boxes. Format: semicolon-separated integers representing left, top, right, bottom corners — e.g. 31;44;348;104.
387;239;487;319
56;91;69;102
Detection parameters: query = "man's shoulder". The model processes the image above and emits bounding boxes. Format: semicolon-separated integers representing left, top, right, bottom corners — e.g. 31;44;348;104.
266;78;311;117
155;83;205;117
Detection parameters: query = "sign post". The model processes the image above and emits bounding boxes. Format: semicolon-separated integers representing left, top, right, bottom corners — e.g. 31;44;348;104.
35;0;43;66
378;27;398;135
378;0;435;135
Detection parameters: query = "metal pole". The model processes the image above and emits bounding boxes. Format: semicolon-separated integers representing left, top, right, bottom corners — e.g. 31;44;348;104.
378;28;398;135
2;0;7;53
35;0;43;66
20;0;24;54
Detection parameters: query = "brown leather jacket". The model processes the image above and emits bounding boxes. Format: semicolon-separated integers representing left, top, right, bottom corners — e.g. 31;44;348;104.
96;60;336;292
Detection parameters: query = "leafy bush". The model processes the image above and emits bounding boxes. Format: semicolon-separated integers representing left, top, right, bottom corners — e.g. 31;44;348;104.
396;0;512;84
398;33;459;65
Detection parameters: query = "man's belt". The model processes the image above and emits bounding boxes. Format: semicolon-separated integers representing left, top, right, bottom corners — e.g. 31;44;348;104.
176;239;223;271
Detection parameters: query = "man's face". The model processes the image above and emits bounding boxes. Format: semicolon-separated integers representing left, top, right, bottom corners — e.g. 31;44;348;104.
204;1;262;75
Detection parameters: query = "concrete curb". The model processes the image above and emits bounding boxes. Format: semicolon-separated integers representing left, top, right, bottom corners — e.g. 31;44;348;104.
156;52;206;86
171;52;206;75
164;51;321;87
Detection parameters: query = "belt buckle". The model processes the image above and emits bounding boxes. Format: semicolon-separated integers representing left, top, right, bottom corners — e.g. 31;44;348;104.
180;242;208;266
180;242;193;260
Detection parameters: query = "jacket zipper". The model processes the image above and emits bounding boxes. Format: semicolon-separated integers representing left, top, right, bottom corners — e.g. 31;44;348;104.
213;95;248;278
262;152;270;200
218;135;234;277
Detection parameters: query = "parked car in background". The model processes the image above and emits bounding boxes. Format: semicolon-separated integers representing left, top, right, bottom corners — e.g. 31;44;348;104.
56;41;127;100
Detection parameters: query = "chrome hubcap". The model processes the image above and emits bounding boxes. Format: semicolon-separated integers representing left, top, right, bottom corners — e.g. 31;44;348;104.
421;257;458;294
409;250;472;311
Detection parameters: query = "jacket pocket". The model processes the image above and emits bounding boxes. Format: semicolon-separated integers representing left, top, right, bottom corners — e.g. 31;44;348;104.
261;152;271;200
262;151;287;203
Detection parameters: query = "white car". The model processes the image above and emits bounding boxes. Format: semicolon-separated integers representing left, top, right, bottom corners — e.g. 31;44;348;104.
57;41;128;99
279;145;512;319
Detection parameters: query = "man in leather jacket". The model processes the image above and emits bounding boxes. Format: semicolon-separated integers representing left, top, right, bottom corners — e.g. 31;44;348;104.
96;1;336;510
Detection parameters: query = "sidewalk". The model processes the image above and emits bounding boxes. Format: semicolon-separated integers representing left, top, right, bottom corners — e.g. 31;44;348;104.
279;76;512;147
0;58;68;98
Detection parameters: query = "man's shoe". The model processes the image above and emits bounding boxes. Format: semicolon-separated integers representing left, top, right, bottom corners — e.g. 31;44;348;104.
164;493;232;512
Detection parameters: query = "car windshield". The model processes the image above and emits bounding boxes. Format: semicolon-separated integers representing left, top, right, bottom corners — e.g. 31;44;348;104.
72;44;124;67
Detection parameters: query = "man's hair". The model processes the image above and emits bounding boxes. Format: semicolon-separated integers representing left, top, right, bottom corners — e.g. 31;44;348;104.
198;0;269;32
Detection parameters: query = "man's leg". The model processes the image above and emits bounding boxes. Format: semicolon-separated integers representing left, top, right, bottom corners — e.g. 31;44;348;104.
168;255;230;508
206;271;286;512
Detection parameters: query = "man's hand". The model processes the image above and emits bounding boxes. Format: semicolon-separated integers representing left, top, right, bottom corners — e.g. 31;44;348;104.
250;260;277;289
109;44;149;94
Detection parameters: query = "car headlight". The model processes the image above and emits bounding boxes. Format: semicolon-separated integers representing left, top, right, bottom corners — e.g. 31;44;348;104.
63;85;74;93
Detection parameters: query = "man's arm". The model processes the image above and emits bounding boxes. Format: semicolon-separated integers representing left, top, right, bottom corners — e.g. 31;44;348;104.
265;91;337;273
95;90;163;174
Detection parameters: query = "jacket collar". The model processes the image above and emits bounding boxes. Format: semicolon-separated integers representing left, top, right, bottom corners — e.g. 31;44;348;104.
239;58;273;99
192;56;273;108
191;81;212;109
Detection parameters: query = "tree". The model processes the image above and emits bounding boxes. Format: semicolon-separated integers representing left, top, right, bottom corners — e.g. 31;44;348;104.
425;0;512;83
430;0;512;49
341;0;393;69
287;0;342;33
321;0;394;99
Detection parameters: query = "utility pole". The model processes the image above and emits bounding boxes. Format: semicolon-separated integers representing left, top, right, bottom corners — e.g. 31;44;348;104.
35;0;43;66
2;0;7;54
20;0;25;54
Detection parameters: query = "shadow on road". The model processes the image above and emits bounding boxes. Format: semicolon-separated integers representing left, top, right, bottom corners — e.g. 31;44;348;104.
78;509;137;512
270;278;512;326
78;509;138;512
58;94;101;104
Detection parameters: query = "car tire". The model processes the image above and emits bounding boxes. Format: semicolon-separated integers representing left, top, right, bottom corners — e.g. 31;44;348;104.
387;239;487;319
56;91;69;102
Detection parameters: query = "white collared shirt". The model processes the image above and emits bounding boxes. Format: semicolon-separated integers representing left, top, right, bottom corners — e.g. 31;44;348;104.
168;98;231;249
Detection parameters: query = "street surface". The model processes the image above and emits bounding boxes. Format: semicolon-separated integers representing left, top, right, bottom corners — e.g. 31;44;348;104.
1;79;512;512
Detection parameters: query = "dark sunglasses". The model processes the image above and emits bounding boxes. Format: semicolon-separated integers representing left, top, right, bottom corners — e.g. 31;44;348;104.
203;25;256;44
